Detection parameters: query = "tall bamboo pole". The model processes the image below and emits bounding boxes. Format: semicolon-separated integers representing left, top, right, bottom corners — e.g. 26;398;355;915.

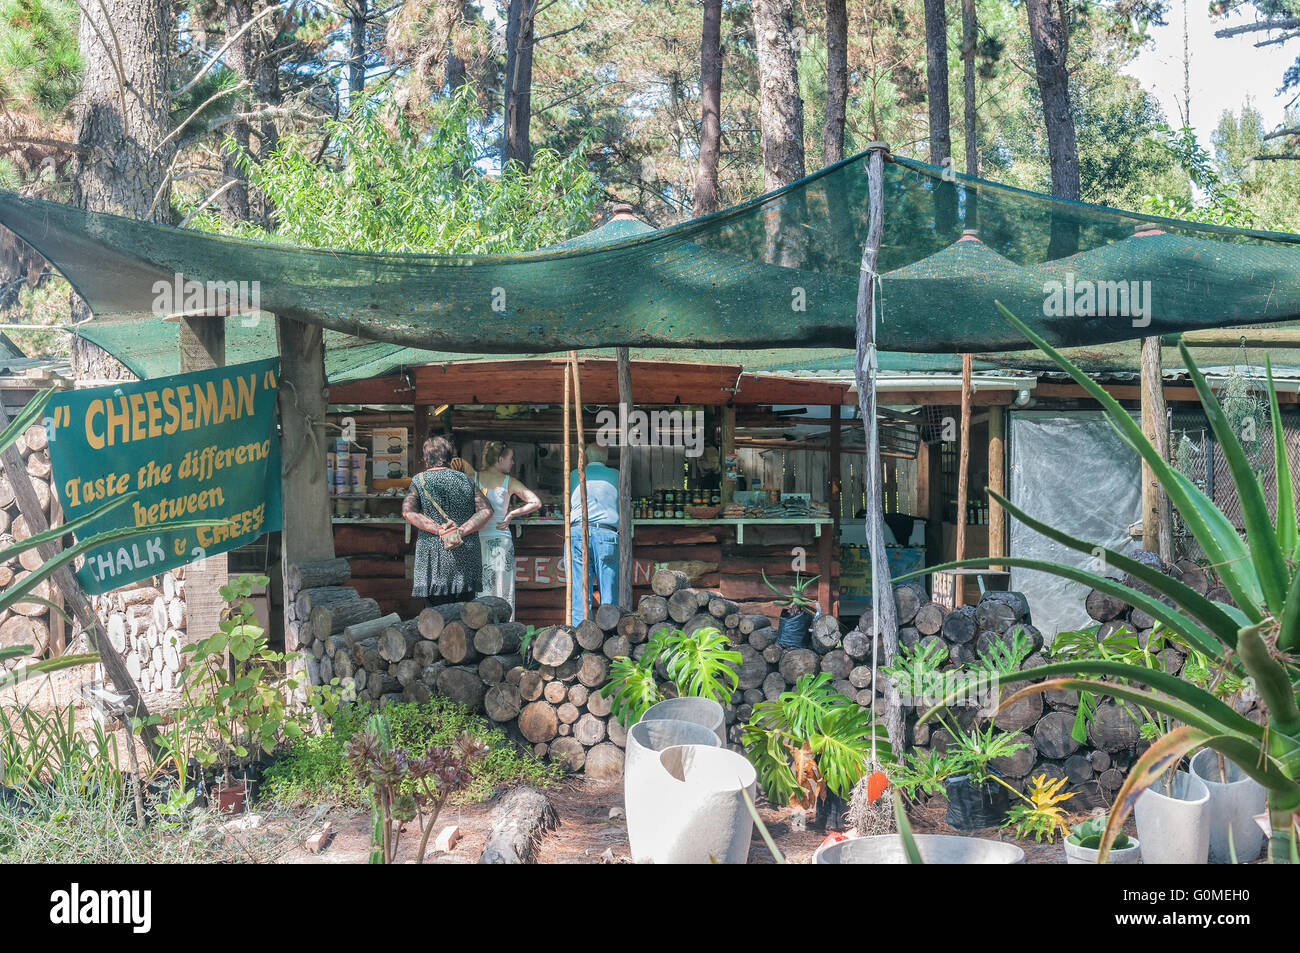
616;347;634;606
988;405;1006;571
1141;337;1172;561
563;362;572;624
954;352;973;606
569;352;591;622
853;143;902;759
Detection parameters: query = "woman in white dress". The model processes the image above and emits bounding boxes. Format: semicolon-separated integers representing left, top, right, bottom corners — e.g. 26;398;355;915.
451;442;540;619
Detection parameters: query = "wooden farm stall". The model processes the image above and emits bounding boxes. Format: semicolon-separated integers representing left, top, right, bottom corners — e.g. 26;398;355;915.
325;357;857;626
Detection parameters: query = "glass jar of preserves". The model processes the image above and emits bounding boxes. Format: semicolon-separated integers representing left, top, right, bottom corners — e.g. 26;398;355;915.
664;488;675;505
674;505;684;519
710;489;720;506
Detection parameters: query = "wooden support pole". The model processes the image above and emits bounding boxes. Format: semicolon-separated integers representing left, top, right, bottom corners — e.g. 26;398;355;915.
179;316;228;644
852;143;903;758
562;362;572;625
569;352;591;622
720;404;736;506
988;404;1006;570
277;317;335;660
825;402;841;613
1141;336;1172;561
0;401;161;760
954;353;973;605
616;347;633;607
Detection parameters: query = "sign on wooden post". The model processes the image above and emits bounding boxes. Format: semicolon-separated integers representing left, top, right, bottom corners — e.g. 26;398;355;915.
44;358;283;593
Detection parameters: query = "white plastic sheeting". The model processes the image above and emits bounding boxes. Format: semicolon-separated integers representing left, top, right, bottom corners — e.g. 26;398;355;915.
1008;410;1143;640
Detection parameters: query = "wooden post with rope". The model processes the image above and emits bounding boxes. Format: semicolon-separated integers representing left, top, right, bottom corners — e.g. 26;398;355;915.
954;352;973;605
852;142;903;760
562;361;572;624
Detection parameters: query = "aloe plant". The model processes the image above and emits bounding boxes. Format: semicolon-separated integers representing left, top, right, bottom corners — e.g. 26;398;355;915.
761;570;821;613
907;303;1300;863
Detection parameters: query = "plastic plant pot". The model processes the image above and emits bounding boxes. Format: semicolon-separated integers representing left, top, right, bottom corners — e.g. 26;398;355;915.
814;833;1025;864
623;719;721;863
640;696;726;744
1133;770;1210;864
628;744;757;864
212;780;249;815
1190;748;1267;864
1063;837;1141;864
775;607;812;648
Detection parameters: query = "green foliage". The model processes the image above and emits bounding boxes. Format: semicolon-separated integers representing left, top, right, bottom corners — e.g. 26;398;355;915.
190;85;600;254
0;0;80;117
887;748;962;802
0;700;120;793
600;624;742;726
761;570;821;613
261;696;560;808
1002;774;1074;844
1068;815;1131;852
602;655;663;728
345;712;488;864
939;718;1029;785
181;574;337;781
917;305;1300;863
742;673;884;803
972;627;1034;677
659;627;740;707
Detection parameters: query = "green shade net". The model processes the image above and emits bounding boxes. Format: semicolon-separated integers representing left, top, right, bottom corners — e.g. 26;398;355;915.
5;151;1300;356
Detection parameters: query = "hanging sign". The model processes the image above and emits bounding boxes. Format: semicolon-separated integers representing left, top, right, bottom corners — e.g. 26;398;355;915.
45;358;283;594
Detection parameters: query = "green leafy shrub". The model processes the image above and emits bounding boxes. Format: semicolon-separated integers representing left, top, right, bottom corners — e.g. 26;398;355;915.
742;672;884;806
261;696;559;807
601;624;742;726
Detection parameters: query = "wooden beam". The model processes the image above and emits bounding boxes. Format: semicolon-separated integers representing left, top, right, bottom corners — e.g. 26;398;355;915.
327;374;413;405
733;374;852;406
1141;337;1172;561
0;401;161;759
988;405;1005;569
1175;328;1300;348
413;359;741;406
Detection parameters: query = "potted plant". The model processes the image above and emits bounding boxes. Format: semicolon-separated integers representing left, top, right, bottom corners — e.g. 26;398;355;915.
910;307;1300;863
183;575;335;813
933;718;1028;832
761;570;821;648
1064;815;1141;864
742;672;882;829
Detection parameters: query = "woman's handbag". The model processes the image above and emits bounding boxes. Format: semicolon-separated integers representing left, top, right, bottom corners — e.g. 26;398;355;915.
422;479;464;549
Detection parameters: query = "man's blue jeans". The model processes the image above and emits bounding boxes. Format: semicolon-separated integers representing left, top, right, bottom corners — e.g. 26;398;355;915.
570;526;619;624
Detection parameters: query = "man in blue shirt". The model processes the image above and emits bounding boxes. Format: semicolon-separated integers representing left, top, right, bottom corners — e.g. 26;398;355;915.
569;444;620;624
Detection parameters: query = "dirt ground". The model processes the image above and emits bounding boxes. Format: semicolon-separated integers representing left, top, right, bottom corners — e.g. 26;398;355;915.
268;777;1080;864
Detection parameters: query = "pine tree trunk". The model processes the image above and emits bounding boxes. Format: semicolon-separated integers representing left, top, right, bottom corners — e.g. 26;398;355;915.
1025;0;1079;201
752;0;805;191
923;0;951;166
349;0;368;102
961;0;979;177
752;0;806;268
504;0;535;169
73;0;175;222
693;0;723;214
823;0;848;165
